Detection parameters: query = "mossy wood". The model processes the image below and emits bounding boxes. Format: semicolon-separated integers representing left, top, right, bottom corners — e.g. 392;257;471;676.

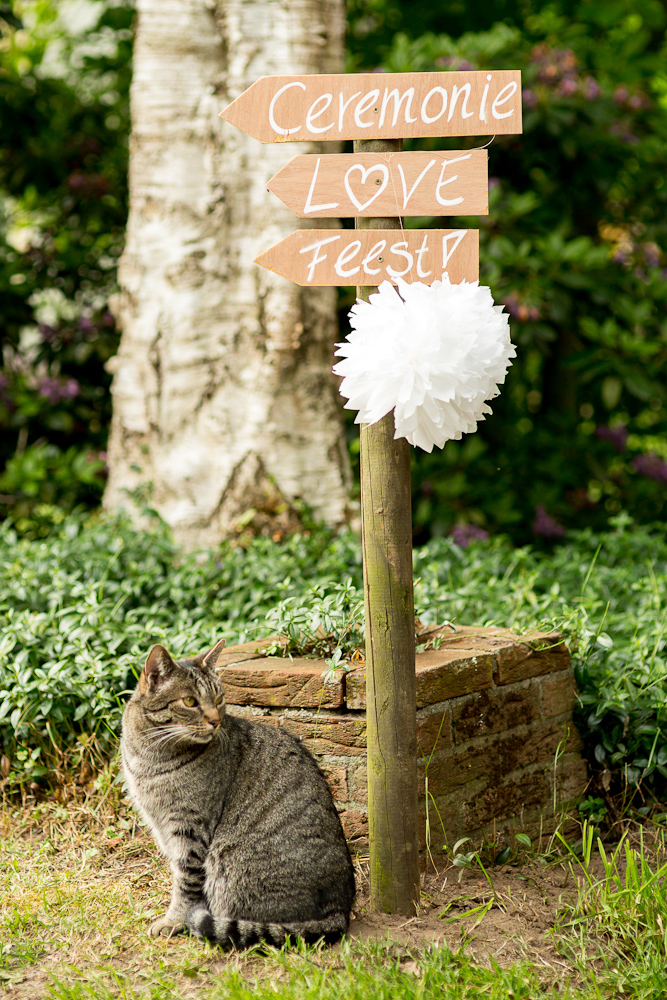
355;136;420;916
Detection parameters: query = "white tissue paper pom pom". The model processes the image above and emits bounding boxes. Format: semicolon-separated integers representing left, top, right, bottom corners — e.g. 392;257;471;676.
333;274;516;453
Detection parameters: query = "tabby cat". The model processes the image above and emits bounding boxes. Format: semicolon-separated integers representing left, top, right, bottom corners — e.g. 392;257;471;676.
121;639;355;947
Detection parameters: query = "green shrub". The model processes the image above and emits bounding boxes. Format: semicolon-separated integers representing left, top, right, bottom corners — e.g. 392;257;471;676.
0;510;361;788
1;511;665;805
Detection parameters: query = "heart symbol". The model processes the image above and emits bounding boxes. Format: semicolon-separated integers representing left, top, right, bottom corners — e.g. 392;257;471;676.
344;163;389;212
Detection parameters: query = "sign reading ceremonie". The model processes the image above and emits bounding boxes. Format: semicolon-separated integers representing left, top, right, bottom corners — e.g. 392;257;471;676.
220;70;522;143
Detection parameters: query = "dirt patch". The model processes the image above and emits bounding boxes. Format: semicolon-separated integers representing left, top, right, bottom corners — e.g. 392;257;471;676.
0;805;607;994
347;849;580;973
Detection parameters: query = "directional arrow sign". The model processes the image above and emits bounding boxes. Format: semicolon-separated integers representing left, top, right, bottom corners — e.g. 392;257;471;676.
221;70;521;143
254;228;478;286
267;149;488;219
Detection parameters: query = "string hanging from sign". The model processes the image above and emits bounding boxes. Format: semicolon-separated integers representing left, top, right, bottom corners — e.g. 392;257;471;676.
333;274;516;453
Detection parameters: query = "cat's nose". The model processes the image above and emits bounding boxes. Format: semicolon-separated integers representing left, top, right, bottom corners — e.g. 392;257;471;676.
203;709;220;728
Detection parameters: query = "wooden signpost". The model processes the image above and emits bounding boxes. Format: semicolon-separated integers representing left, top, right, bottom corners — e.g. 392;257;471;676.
220;67;521;918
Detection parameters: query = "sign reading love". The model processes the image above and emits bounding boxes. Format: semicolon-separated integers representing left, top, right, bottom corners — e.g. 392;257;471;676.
267;150;488;218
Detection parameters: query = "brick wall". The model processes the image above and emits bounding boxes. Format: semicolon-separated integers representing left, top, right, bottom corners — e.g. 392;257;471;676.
218;627;588;850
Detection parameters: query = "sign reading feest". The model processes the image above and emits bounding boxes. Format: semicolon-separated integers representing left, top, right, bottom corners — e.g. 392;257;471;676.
221;70;521;143
254;228;478;287
267;150;488;218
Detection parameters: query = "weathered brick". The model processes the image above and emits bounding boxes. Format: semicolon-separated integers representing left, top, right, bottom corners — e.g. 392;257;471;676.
451;685;540;743
351;765;368;803
346;650;493;710
557;756;589;804
422;628;569;687
494;640;569;686
339;810;368;841
280;714;367;755
320;766;348;803
215;638;280;667
462;772;550;830
416;651;495;706
344;670;366;710
416;709;452;756
425;721;582;793
540;670;578;719
221;656;345;709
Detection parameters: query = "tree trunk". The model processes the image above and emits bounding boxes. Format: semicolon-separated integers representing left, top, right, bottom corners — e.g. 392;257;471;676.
104;0;351;547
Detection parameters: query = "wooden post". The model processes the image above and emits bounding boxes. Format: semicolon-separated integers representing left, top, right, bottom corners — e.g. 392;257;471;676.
355;137;420;915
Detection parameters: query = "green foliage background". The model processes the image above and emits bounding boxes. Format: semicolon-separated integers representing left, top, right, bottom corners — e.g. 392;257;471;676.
1;0;666;541
0;0;131;528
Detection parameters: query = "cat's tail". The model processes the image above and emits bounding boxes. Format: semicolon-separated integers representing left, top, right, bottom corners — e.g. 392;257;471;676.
185;902;348;949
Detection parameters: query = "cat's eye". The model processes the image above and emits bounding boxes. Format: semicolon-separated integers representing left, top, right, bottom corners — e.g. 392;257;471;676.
215;694;224;706
183;696;198;708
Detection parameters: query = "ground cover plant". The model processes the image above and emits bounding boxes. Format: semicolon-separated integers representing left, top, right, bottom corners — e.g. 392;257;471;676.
0;509;665;815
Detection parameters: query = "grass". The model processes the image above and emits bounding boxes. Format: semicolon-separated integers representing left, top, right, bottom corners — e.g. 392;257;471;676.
554;821;667;997
3;786;667;999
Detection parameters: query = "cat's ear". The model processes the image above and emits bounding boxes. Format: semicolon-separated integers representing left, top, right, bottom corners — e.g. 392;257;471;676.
140;644;176;692
201;638;227;671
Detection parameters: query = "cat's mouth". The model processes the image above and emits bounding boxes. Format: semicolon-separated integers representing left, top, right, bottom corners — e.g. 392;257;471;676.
190;723;221;743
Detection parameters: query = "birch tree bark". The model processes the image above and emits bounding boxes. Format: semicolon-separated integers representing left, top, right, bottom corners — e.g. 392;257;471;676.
104;0;352;547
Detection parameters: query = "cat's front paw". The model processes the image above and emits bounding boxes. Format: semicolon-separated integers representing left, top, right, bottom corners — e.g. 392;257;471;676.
149;916;185;939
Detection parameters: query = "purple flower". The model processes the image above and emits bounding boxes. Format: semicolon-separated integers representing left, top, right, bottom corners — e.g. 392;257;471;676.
504;293;521;318
78;316;94;332
64;379;80;399
451;524;489;548
644;246;661;269
596;424;628;452
37;376;80;404
38;323;57;343
488;176;500;190
582;77;601;101
628;92;649;110
532;505;565;539
522;89;538;108
557;77;578;98
632;453;667;483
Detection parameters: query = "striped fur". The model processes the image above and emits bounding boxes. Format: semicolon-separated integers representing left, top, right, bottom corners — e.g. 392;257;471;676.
121;640;355;948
